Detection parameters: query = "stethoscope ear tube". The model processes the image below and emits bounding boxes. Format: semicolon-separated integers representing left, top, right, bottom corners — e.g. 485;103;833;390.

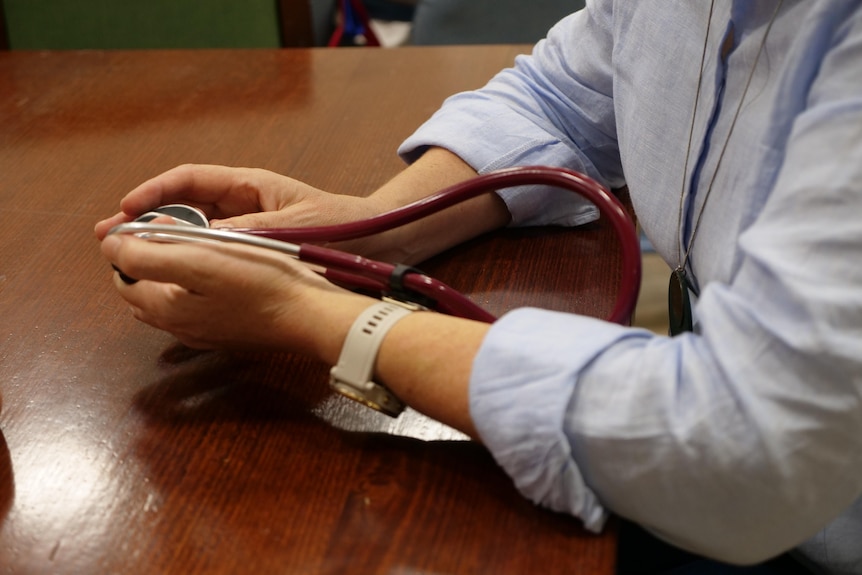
238;166;642;325
298;243;498;323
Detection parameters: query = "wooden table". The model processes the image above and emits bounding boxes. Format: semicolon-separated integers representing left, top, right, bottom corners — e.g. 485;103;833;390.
0;46;621;574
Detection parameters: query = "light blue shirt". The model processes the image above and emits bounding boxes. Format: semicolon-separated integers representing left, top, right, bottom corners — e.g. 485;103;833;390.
399;1;862;573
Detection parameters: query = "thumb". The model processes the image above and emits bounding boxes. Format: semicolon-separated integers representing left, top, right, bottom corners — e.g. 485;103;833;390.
210;211;287;230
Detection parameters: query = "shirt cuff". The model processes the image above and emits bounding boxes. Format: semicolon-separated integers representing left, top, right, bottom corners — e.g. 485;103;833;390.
468;307;631;532
398;95;600;228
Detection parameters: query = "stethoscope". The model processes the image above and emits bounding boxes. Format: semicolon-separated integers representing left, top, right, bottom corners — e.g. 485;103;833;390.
109;166;641;325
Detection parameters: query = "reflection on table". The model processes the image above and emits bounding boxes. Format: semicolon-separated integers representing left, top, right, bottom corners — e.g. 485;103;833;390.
0;46;619;574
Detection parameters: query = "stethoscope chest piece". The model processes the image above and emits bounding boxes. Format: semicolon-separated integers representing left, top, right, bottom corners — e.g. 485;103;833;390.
134;204;209;228
112;204;210;284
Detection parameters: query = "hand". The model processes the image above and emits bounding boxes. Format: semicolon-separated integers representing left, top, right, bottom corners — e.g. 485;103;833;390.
94;164;379;241
101;232;372;360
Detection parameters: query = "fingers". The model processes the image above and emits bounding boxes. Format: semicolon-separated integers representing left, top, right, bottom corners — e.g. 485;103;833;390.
95;165;224;240
209;211;296;230
94;212;180;241
117;164;296;226
112;274;179;323
111;274;222;351
119;164;233;215
102;232;319;296
102;234;229;293
94;211;134;240
95;164;267;240
104;236;256;341
101;233;340;353
97;164;349;241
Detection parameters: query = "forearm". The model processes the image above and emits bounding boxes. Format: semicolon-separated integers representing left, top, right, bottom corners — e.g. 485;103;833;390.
309;290;487;439
358;147;511;264
375;312;486;438
306;148;502;431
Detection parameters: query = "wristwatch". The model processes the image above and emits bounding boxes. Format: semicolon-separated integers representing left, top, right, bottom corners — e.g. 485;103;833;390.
329;299;419;417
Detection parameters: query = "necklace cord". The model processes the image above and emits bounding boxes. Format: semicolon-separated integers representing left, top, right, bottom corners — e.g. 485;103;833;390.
681;0;785;273
675;0;717;271
668;1;785;336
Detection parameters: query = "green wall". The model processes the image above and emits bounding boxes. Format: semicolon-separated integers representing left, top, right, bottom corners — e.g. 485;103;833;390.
5;0;282;49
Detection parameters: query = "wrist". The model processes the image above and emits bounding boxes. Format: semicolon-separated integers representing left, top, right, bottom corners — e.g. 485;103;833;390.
329;300;418;416
302;290;379;366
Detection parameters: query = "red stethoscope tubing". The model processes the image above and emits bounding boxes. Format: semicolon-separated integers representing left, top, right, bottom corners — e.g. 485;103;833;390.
301;244;499;322
236;166;641;325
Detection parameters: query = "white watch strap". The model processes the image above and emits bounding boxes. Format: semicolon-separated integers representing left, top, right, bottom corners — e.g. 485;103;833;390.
329;301;414;416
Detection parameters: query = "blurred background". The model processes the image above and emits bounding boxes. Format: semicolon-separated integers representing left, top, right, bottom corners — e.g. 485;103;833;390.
0;0;582;50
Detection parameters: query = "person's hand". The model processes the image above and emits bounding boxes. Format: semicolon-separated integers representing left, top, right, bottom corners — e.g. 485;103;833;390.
94;164;379;241
100;231;372;360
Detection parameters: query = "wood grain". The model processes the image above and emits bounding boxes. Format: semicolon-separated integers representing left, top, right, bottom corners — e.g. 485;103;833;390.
0;47;618;574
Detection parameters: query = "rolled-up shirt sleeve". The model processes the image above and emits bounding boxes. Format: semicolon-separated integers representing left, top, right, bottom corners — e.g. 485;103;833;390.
399;0;862;571
469;309;649;533
398;4;625;228
471;5;862;568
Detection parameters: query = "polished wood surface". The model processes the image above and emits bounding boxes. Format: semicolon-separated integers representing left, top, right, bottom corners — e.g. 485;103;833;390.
0;47;619;573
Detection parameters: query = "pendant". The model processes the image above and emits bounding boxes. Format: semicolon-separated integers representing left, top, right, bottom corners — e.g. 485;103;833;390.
668;267;693;336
